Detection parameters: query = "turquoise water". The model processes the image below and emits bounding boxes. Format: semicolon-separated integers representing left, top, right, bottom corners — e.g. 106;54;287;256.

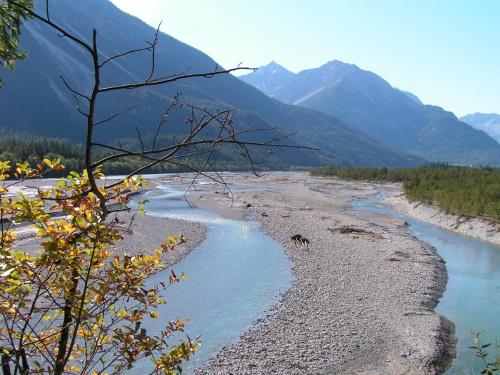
351;192;500;374
133;185;292;373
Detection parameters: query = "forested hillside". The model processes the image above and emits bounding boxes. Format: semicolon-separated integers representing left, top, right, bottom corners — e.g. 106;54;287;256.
0;128;288;175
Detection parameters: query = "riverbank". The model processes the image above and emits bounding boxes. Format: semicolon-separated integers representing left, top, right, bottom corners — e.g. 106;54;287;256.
12;179;207;268
385;190;500;246
179;172;454;375
113;212;207;265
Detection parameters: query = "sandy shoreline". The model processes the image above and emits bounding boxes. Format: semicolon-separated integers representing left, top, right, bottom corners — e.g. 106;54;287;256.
179;172;455;375
384;190;500;247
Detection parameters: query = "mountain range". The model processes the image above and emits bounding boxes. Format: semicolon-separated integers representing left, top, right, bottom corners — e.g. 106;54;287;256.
460;113;500;144
241;61;500;166
0;0;424;169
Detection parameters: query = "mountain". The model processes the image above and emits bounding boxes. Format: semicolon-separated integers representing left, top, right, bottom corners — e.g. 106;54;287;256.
461;113;500;144
0;0;423;169
241;60;500;166
398;90;423;105
237;61;295;98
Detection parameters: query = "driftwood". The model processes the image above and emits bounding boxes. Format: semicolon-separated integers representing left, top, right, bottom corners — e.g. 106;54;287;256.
328;226;384;239
329;226;372;234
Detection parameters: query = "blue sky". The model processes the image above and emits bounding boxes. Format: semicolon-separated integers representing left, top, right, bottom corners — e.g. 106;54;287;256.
110;0;500;117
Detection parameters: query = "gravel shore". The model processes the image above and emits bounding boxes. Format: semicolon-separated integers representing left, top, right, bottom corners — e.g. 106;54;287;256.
10;177;207;266
112;212;207;265
385;190;500;246
188;172;454;375
15;200;207;268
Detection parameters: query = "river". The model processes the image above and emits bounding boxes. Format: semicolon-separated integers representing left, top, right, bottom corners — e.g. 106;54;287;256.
351;191;500;374
133;184;292;374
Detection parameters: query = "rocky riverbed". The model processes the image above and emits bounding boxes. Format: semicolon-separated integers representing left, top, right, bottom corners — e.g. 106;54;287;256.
177;172;455;375
10;172;455;374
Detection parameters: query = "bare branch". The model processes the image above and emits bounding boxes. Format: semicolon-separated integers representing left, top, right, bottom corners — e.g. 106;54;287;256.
45;0;50;22
73;95;89;117
98;66;256;93
145;22;161;82
135;126;144;153
151;93;180;150
59;75;90;102
98;46;151;68
94;105;138;126
90;125;295;168
8;0;93;54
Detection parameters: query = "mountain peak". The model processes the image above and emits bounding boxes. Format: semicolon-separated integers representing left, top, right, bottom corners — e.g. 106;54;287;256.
240;61;295;97
259;61;293;75
267;60;282;67
321;59;357;69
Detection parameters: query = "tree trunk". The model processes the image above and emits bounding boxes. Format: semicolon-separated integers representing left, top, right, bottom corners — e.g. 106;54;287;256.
54;272;79;375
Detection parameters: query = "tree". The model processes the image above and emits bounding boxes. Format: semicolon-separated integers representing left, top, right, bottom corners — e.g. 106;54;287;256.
1;160;198;374
0;0;32;87
0;1;304;374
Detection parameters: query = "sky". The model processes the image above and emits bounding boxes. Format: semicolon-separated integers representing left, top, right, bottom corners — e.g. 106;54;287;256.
109;0;500;117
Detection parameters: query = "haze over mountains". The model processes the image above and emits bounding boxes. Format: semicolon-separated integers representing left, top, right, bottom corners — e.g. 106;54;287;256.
0;0;426;169
461;113;500;144
241;61;500;166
